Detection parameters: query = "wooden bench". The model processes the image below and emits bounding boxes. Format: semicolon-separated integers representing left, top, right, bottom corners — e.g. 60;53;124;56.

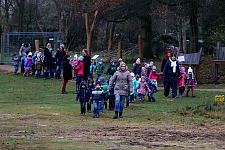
212;43;225;83
178;48;202;79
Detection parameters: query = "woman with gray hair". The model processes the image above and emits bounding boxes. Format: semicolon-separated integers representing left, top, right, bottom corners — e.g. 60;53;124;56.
108;62;133;119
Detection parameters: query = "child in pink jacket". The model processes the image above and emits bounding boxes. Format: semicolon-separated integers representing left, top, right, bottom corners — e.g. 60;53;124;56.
73;54;79;80
178;67;186;97
135;76;151;104
149;66;162;86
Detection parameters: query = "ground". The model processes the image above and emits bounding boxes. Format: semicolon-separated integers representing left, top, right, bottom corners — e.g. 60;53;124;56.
0;65;225;149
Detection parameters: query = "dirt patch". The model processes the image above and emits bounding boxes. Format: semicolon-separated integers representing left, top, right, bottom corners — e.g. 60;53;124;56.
0;65;19;73
1;123;224;149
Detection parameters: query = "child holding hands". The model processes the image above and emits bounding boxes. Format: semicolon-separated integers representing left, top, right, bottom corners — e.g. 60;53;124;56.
135;76;151;104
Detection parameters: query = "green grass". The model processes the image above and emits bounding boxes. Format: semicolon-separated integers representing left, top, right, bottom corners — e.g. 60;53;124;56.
0;71;225;149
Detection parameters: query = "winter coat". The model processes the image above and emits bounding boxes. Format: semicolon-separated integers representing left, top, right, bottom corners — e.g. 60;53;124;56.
131;78;138;95
19;44;31;57
83;54;91;75
76;87;91;102
21;56;27;66
145;77;158;93
62;59;72;81
90;63;96;74
12;56;20;66
108;66;133;96
35;59;43;71
133;63;142;77
55;50;66;65
135;80;151;95
92;87;107;102
106;64;116;76
178;72;186;87
25;58;34;68
147;66;152;77
141;67;148;77
149;71;162;80
43;48;52;66
101;82;110;96
163;60;181;83
74;61;84;77
95;63;105;75
185;74;197;87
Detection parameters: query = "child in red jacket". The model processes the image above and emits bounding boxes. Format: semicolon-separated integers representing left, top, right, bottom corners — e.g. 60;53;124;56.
148;66;162;86
74;56;84;92
178;67;186;97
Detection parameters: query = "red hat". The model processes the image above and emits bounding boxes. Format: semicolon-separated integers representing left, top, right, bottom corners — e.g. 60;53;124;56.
167;49;172;54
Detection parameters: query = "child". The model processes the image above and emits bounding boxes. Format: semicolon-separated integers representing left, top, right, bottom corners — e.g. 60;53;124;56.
135;76;151;104
12;53;20;74
76;81;91;116
108;76;115;110
100;76;110;111
72;54;79;80
145;77;158;102
74;56;84;92
95;59;106;83
130;73;138;103
61;55;72;94
141;63;148;77
87;79;95;112
149;66;162;86
92;81;107;118
185;67;197;97
35;53;43;78
147;61;153;77
106;60;116;78
90;60;96;80
24;52;35;76
178;67;186;97
21;52;29;73
135;74;141;101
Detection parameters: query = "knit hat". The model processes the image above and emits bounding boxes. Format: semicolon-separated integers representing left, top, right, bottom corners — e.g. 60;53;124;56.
88;79;94;83
167;49;172;54
149;61;153;66
78;56;84;61
118;58;122;62
28;52;32;57
99;59;103;63
141;76;146;80
60;44;64;48
135;74;140;78
181;67;185;72
130;72;135;77
39;52;42;56
110;60;114;65
74;54;78;59
136;58;140;64
188;67;193;74
152;66;156;70
14;53;17;56
99;76;106;83
96;81;101;86
81;81;87;87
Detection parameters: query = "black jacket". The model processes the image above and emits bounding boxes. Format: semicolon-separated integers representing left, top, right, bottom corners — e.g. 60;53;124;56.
55;50;66;65
133;63;141;76
76;88;91;102
43;48;52;66
83;54;91;75
63;59;72;81
161;58;168;72
163;60;181;83
147;66;152;77
92;87;107;102
106;65;116;76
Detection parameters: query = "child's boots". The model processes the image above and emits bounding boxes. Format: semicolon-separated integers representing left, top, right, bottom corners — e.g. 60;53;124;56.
113;111;118;119
119;112;123;118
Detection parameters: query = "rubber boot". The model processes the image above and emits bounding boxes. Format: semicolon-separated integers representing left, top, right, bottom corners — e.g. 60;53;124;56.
113;111;118;119
119;112;123;118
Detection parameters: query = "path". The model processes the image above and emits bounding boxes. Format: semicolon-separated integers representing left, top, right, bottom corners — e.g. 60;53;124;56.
1;65;225;92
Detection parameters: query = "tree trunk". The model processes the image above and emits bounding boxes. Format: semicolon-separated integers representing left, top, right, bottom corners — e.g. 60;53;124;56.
139;15;153;59
177;16;183;53
182;17;187;54
189;0;198;53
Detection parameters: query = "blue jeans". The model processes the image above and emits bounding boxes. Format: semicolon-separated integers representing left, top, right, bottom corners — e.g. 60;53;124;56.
148;91;155;102
115;94;125;112
100;99;105;112
93;101;101;115
56;62;62;77
14;65;19;74
36;70;41;78
138;94;145;101
80;101;86;114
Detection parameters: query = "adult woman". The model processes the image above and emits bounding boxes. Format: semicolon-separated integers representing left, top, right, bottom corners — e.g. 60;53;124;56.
55;44;66;79
163;54;181;98
61;55;72;94
108;62;133;119
43;43;52;80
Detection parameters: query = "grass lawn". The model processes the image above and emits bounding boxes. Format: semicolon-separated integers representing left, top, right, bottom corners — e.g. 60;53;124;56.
0;71;225;149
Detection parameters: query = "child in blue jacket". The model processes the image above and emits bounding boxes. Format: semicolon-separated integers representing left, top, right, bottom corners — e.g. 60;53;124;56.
145;77;158;102
76;81;91;116
87;79;95;112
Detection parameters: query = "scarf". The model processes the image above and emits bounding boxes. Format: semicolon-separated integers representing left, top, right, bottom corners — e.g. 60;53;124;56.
170;59;177;73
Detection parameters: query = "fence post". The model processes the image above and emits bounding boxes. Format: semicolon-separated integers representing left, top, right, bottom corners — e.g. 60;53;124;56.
138;35;143;61
35;40;39;52
118;42;122;59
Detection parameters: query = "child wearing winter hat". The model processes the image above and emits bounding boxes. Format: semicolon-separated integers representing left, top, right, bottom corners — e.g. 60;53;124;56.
95;59;106;83
24;52;35;76
90;60;96;80
106;60;116;78
135;74;141;101
178;67;186;97
87;79;95;112
72;54;79;80
99;76;110;112
135;76;151;104
130;72;138;103
76;81;91;116
74;56;84;92
35;53;43;78
141;63;148;77
12;53;20;74
147;61;153;77
185;67;197;97
149;66;162;86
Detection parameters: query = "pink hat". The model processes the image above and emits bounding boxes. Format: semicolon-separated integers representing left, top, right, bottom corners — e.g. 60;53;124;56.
181;67;185;72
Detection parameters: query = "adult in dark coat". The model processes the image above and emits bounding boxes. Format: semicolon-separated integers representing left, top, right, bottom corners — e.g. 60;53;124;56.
55;44;66;79
61;55;72;94
163;54;181;98
82;49;91;81
161;49;172;88
43;43;53;80
132;58;142;77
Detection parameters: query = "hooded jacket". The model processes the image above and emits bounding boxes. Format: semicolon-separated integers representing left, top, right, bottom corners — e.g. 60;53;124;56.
108;65;133;96
74;61;84;77
135;77;151;95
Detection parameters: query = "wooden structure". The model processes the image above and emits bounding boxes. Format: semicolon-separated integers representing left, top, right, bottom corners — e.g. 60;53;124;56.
178;48;202;79
118;42;122;59
35;40;39;52
212;42;225;83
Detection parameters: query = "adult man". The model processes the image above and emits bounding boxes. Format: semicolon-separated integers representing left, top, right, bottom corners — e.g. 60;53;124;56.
82;49;91;81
